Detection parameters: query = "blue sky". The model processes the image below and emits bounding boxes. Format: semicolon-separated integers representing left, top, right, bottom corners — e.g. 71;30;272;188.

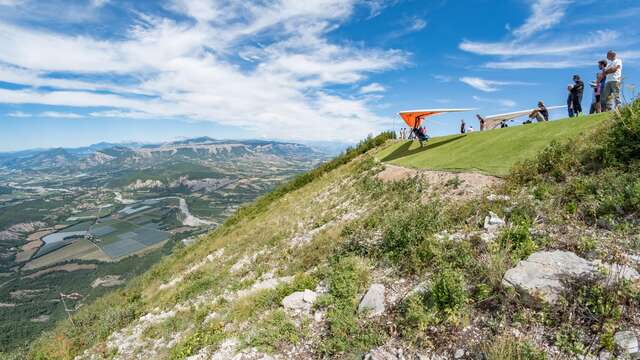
0;0;639;151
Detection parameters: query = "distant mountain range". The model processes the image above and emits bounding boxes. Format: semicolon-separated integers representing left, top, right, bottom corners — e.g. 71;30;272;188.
0;137;324;172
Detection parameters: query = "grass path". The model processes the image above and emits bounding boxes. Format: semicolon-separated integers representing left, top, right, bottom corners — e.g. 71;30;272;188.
377;114;607;176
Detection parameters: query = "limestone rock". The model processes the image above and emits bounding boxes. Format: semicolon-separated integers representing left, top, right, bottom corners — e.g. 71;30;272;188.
454;349;465;359
358;283;386;317
282;289;317;312
502;251;594;305
364;347;405;360
487;194;511;202
484;211;505;233
614;331;639;355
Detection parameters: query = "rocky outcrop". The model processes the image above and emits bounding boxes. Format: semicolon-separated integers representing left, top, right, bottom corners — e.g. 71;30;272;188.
281;289;317;313
614;331;639;356
503;251;640;305
358;283;386;317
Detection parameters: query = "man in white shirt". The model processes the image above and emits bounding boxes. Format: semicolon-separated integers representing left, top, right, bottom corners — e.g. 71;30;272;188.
601;50;622;111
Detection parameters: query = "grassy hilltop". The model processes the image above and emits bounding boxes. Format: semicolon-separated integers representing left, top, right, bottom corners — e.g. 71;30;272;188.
378;113;607;175
19;102;640;359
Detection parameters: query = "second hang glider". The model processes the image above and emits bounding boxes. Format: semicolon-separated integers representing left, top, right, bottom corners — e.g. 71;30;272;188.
398;108;474;129
477;105;567;130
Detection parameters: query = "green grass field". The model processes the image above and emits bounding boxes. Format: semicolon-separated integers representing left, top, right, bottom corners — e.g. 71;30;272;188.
377;114;607;176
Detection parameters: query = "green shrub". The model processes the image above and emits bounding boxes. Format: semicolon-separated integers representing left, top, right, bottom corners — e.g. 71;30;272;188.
247;309;303;353
380;202;448;274
399;269;468;343
498;224;537;261
318;257;383;356
482;336;547;360
601;99;640;166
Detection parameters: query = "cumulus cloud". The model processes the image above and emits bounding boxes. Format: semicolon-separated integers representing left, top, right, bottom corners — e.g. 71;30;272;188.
0;0;409;142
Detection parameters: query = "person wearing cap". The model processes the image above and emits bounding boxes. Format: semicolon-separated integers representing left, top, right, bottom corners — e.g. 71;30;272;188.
567;84;574;117
529;101;549;122
601;50;623;111
570;75;584;116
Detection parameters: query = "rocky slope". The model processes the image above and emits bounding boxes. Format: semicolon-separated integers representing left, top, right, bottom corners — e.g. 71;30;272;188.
22;101;640;360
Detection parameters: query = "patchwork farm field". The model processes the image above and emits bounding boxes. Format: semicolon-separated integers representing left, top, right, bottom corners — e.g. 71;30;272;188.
24;202;174;270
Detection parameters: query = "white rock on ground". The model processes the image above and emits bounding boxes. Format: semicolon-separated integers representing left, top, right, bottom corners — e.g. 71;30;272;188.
364;347;405;360
483;211;505;233
358;283;385;317
487;194;511;202
281;289;317;313
614;331;639;355
503;251;640;305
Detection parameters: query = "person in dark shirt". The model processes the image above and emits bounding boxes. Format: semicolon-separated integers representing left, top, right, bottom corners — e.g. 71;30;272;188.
567;84;574;117
460;119;466;134
570;75;584;116
528;101;549;122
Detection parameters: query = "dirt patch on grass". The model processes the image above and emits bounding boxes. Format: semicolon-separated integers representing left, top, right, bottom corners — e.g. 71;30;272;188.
24;263;96;279
376;164;502;202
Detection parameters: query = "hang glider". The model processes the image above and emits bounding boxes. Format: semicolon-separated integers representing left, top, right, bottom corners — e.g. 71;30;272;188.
398;108;474;128
478;105;566;130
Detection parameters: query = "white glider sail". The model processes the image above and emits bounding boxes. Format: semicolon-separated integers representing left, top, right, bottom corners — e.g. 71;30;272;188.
480;105;566;130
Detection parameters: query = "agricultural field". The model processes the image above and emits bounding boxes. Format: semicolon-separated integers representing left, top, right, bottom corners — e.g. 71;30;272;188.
0;137;327;353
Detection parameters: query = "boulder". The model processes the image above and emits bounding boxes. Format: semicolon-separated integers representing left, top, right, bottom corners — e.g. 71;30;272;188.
502;251;594;305
484;211;505;233
282;289;317;312
358;283;386;317
614;331;639;355
503;251;640;306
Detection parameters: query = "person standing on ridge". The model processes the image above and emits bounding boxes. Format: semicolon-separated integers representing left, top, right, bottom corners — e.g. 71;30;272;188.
567;84;575;117
601;50;622;111
593;59;607;113
477;115;485;131
460;119;466;134
570;75;584;116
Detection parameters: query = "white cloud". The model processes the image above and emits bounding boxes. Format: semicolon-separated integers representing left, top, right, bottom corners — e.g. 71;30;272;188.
459;30;618;57
40;111;84;118
0;1;409;142
472;95;517;108
0;0;24;6
512;0;573;39
460;77;535;92
433;75;452;83
7;111;31;117
90;0;109;7
484;59;590;69
359;83;386;94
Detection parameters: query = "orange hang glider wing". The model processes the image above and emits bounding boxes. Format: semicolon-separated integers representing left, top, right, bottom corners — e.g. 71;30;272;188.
399;108;474;128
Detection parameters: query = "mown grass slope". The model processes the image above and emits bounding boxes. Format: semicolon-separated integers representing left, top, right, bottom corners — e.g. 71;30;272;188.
377;114;607;176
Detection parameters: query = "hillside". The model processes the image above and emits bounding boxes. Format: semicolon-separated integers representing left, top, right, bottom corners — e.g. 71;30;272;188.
378;114;606;175
21;102;640;360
